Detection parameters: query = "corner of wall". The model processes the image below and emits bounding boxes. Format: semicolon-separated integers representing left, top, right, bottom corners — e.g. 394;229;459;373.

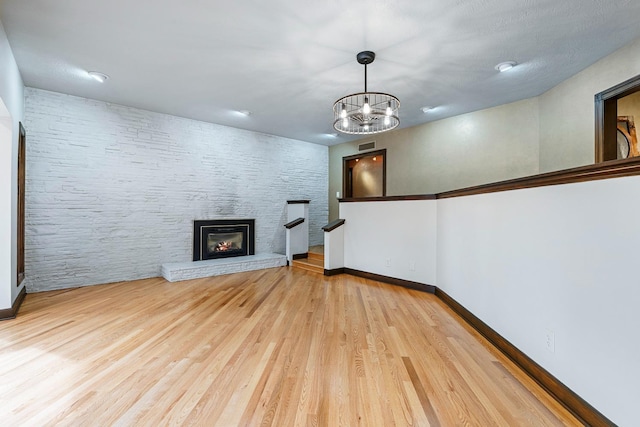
0;18;26;310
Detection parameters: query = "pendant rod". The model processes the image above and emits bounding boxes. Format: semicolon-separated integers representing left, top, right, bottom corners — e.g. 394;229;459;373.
364;64;368;92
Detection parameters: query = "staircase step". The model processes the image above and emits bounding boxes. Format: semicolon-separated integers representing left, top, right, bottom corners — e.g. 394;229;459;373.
308;251;324;261
292;256;324;274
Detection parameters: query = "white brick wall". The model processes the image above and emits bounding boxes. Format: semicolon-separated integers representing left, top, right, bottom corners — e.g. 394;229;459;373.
24;88;328;292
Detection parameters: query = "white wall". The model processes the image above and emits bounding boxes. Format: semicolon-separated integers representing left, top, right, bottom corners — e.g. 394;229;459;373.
324;225;344;270
337;176;640;425
285;203;309;261
0;19;25;311
436;178;640;426
0;105;13;311
341;200;437;285
24;88;328;292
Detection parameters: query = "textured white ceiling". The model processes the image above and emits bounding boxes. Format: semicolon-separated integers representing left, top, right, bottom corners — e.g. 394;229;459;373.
1;0;640;145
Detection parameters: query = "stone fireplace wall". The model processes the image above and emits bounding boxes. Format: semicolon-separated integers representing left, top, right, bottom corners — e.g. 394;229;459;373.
24;88;328;292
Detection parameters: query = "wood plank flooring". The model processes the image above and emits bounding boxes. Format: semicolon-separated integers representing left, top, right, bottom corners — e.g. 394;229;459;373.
0;267;581;426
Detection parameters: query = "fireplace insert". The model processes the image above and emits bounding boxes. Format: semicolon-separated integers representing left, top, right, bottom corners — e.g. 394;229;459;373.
193;219;255;261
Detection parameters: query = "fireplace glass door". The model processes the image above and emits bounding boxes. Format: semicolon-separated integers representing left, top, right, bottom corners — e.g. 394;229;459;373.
193;219;255;261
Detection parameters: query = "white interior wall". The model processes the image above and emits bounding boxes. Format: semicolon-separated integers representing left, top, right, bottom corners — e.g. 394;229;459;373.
341;200;437;285
0;19;25;311
324;225;344;270
0;108;13;310
24;88;328;292
437;177;640;426
285;203;309;260
339;175;640;426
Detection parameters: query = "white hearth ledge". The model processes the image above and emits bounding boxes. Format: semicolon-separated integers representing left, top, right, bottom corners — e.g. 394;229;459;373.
161;253;287;282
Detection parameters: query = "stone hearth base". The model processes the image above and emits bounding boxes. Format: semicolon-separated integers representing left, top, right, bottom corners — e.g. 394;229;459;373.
161;253;287;282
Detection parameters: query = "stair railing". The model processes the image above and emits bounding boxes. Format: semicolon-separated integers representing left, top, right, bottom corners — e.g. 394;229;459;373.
322;219;345;275
284;217;307;263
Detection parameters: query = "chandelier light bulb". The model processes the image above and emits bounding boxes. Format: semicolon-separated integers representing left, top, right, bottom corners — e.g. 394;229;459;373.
362;97;371;115
332;51;400;135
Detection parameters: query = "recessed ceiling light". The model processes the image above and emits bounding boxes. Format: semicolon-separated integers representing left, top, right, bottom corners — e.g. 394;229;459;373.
421;106;433;113
237;110;252;116
495;61;517;72
88;71;109;83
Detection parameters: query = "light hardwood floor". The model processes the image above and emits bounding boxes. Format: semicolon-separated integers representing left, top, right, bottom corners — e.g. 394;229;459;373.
0;267;580;426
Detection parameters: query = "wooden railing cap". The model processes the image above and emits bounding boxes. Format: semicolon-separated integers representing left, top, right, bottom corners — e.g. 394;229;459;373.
322;219;345;232
339;157;640;202
284;217;305;229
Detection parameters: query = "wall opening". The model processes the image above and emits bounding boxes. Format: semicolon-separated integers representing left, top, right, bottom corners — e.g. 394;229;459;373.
17;123;25;286
595;74;640;162
342;149;386;198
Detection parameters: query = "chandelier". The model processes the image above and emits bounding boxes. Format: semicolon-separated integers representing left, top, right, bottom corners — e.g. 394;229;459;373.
333;51;400;135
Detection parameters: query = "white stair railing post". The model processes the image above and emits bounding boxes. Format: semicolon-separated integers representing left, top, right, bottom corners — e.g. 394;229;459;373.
322;219;345;274
285;200;310;263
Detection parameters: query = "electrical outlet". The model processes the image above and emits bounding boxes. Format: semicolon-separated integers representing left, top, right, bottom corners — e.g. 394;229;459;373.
385;258;391;268
545;329;555;353
409;261;415;271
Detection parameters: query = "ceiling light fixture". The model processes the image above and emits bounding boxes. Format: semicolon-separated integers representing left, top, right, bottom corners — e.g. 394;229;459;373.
88;71;109;83
333;51;400;135
495;61;517;72
237;110;252;116
421;106;433;113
